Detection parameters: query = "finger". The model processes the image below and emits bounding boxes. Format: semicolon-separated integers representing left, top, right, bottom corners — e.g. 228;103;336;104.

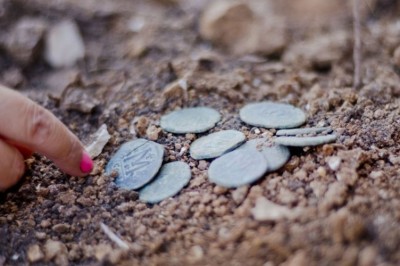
0;85;93;176
0;137;32;158
0;139;25;191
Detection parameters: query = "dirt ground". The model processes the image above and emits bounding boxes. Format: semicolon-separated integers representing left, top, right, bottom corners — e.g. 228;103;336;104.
1;0;400;265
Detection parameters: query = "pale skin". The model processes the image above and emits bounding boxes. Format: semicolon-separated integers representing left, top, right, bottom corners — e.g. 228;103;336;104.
0;85;93;191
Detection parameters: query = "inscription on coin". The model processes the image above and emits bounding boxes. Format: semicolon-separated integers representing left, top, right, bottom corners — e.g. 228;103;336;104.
106;139;164;190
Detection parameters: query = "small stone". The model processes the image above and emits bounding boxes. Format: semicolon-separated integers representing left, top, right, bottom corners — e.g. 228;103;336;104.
4;17;47;65
231;186;249;204
134;116;149;136
251;197;297;221
146;125;162;141
238;138;290;171
327;156;341;171
44;240;67;261
61;86;99;113
162;79;188;104
45;20;85;68
160;107;221;134
208;145;268;188
27;244;44;263
197;160;208;171
52;223;70;233
190;130;245;159
240;102;306;129
85;124;111;158
139;161;191;203
274;134;337;147
276;127;332;136
106;139;164;190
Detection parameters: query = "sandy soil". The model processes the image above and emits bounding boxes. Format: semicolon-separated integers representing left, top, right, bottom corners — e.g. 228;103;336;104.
1;0;400;265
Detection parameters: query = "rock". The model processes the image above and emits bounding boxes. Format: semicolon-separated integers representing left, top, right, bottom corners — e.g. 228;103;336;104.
160;107;221;134
146;125;162;141
199;0;286;55
44;240;67;261
208;145;268;188
283;31;350;70
133;116;150;137
327;156;341;171
60;86;99;113
162;79;188;105
251;197;298;221
52;223;70;234
85;124;111;158
45;20;85;68
190;130;245;160
274;134;337;147
231;186;249;204
106;139;164;190
44;69;80;100
3;17;47;65
139;161;191;203
27;244;44;263
240;101;306;129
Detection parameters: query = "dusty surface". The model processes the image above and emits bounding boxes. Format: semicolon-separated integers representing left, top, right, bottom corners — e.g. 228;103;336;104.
1;0;400;265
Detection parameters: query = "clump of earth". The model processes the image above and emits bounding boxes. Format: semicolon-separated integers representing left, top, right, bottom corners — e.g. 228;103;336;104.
2;0;400;265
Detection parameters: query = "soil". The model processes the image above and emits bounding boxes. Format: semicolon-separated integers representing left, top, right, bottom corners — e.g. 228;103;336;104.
1;0;400;265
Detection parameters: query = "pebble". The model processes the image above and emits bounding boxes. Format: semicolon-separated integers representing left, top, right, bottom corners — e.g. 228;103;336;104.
274;134;337;147
239;102;306;129
4;17;47;66
85;124;111;158
160;107;221;134
251;197;297;221
106;139;164;190
190;130;245;160
139;161;191;204
238;138;290;172
45;20;85;68
208;145;268;188
276;127;332;136
27;244;44;263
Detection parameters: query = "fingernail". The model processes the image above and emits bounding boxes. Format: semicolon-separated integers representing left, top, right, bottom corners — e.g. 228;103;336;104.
80;151;93;173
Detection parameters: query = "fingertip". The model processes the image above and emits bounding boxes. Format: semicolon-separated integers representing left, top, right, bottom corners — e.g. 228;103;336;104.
80;151;93;174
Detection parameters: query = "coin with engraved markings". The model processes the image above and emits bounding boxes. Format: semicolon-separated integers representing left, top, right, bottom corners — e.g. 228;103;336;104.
106;139;164;190
274;134;337;147
139;161;191;203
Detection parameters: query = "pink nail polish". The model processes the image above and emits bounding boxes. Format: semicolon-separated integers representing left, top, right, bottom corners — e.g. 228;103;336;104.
80;151;93;173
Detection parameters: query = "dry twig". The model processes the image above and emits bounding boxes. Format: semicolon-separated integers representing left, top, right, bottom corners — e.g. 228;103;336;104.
352;0;362;89
100;222;130;250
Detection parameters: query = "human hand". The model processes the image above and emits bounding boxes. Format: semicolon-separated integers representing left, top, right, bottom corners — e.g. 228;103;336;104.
0;85;93;191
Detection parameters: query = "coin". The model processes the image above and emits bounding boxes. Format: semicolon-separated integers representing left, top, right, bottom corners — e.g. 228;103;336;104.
106;139;164;190
276;127;332;136
139;161;191;203
239;102;306;129
190;130;245;160
208;146;268;188
274;134;337;147
160;107;221;134
239;138;290;171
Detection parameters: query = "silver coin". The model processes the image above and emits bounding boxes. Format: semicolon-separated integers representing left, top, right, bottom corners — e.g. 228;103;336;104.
274;134;337;147
190;130;246;160
139;161;191;203
160;107;221;134
208;146;268;188
276;127;332;136
106;139;164;190
239;138;290;171
239;102;306;129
